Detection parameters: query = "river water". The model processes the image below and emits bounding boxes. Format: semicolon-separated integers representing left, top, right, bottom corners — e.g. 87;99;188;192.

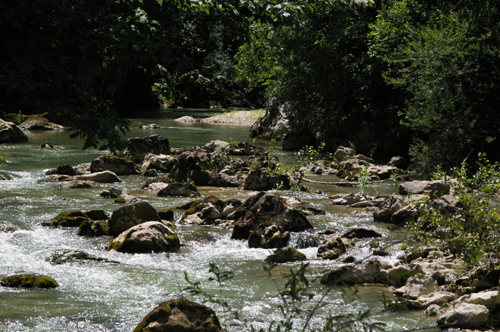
0;110;439;332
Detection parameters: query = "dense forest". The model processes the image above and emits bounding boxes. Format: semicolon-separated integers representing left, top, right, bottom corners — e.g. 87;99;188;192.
1;0;500;175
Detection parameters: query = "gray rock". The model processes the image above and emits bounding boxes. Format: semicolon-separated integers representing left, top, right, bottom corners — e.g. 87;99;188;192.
415;291;459;308
142;153;176;173
19;116;64;130
373;194;411;223
108;221;180;253
394;275;440;299
333;146;355;162
72;170;122;183
317;235;353;260
60;180;95;188
452;290;500;309
437;302;489;328
0;119;28;143
249;98;291;140
174;116;199;123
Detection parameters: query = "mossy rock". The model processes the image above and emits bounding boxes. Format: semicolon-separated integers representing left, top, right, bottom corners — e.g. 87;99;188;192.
113;196;126;203
41;211;91;227
0;156;6;164
133;298;221;332
264;247;307;263
1;274;59;289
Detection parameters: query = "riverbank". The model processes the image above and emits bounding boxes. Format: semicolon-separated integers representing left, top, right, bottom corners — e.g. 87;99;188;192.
199;109;265;126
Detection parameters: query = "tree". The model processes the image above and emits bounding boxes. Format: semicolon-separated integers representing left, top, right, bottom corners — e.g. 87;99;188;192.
369;0;500;174
236;0;406;157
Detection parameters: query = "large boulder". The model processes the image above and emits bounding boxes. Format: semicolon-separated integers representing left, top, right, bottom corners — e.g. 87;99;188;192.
108;221;180;253
142;153;177;173
373;194;411;223
127;134;170;163
209;159;249;187
437;302;489;328
1;274;58;288
133;298;222;332
168;151;213;185
0;119;28;143
394;275;440;299
108;201;161;236
333;146;355;162
90;154;139;175
249;98;291;140
72;170;122;183
317;235;353;260
19;116;64;130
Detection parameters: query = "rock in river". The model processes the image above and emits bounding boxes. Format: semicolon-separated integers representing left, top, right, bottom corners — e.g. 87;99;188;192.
108;221;180;253
108;201;161;236
133;298;221;332
1;274;58;289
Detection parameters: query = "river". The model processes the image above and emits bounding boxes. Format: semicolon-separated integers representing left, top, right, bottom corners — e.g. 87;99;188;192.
0;110;439;332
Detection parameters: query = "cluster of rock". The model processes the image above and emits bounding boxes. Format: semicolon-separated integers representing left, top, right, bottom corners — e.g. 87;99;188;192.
0;114;65;144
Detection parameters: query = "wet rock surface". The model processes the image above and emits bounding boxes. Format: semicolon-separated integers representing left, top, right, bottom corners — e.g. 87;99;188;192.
133;298;222;332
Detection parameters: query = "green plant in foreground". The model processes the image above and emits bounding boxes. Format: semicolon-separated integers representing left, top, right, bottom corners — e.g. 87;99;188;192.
357;168;370;192
295;143;331;163
210;146;234;174
183;262;386;332
410;153;500;267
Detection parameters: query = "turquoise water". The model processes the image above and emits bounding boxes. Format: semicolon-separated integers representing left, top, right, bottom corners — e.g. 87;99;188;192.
0;112;438;332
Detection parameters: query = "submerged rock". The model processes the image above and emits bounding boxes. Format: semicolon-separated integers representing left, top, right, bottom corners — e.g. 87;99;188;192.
108;221;180;253
1;274;58;289
49;250;117;265
133;298;221;332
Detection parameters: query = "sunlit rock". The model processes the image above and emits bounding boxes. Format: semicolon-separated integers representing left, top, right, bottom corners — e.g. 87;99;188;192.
133;298;221;332
1;274;58;289
108;221;180;253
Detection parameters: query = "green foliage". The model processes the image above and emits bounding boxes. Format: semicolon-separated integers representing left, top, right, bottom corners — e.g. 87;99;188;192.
357;168;370;192
236;1;403;153
209;146;234;174
370;0;500;174
295;143;334;164
409;154;500;267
